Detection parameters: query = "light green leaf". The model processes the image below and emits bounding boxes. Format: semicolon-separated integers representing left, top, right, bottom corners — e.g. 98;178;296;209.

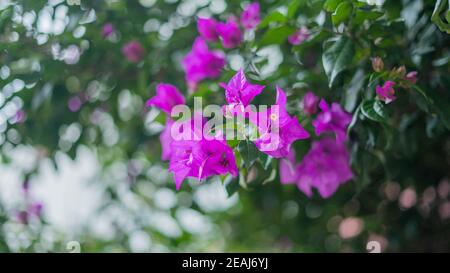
332;1;353;26
287;0;302;18
324;0;343;12
259;26;296;47
258;11;287;29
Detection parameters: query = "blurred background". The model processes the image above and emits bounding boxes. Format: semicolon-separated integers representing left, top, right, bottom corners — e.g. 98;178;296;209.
0;0;449;252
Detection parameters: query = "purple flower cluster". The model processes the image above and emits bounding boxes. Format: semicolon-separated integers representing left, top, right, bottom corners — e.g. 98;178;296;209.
146;83;239;190
183;2;261;89
182;37;226;90
376;80;396;104
146;69;353;197
144;3;355;197
279;92;354;198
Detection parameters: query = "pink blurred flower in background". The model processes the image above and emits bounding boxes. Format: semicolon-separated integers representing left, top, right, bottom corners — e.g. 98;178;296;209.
288;27;310;45
339;217;364;239
182;37;226;88
296;138;353;198
122;40;145;62
241;2;261;29
68;96;82;112
302;91;319;115
216;17;243;48
376;80;396;104
102;23;115;38
146;83;185;114
312;99;352;144
13;110;26;123
197;17;219;42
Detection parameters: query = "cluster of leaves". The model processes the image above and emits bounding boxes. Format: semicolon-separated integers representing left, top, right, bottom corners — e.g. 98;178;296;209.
0;0;449;252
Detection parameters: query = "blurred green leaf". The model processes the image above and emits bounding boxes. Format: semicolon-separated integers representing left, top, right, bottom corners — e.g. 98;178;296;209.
344;69;364;112
354;9;384;24
259;25;296;47
323;0;343;12
238;140;259;168
224;175;239;197
258;10;287;29
332;1;353;26
322;36;355;87
287;0;302;18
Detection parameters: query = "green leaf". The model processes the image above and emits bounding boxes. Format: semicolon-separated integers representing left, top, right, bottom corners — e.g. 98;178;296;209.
322;36;355;87
258;152;273;170
324;0;343;12
259;26;296;47
344;69;364;112
238;140;259;168
332;1;353;26
411;85;431;104
354;9;384;24
224;175;239;197
432;0;450;34
262;169;277;185
287;0;302;19
361;99;388;123
366;72;385;98
258;11;287;29
347;103;361;134
427;89;450;130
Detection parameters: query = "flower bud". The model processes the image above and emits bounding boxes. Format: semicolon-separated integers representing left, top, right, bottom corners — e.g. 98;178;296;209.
371;57;384;72
391;65;406;78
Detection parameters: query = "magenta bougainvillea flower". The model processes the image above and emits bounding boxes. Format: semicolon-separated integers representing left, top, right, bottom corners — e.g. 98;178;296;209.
288;27;310;45
312;99;352;144
28;202;43;218
146;83;185;114
122;40;145;62
197;17;219;42
376;81;396;104
160;118;174;161
302;91;319;115
220;69;265;109
240;2;261;29
296;138;353;198
279;148;300;184
182;37;226;88
216;17;243;49
169;138;238;190
252;86;310;158
102;23;115;38
406;71;418;84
